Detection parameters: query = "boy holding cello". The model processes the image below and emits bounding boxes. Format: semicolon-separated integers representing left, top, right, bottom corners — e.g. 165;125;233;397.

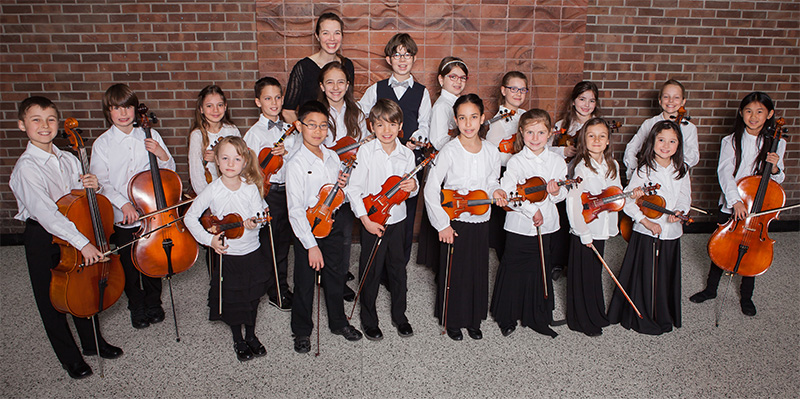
10;96;123;379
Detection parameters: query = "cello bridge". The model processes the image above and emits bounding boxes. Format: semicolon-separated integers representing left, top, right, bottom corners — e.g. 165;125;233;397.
743;227;756;232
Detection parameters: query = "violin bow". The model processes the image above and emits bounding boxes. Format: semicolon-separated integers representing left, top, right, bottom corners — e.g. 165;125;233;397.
266;210;282;308
536;226;548;299
441;242;454;334
219;234;224;316
349;234;382;320
589;244;643;319
652;234;661;319
315;271;321;357
77;215;188;268
136;197;195;221
745;202;800;219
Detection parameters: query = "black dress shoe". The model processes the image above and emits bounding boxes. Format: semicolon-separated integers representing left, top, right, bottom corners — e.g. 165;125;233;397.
584;329;603;337
294;336;310;354
466;327;483;340
446;328;463;341
62;361;92;379
689;289;717;303
500;325;516;337
83;343;124;359
343;286;356;302
332;325;363;341
130;312;150;329
740;298;757;316
364;327;383;341
145;306;165;324
396;322;414;337
234;341;254;361
246;336;267;357
551;266;564;281
269;294;292;311
347;271;355;281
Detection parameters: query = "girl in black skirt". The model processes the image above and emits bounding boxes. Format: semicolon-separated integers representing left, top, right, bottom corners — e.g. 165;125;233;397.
423;94;507;341
607;120;691;335
565;118;642;337
184;137;270;361
490;109;566;338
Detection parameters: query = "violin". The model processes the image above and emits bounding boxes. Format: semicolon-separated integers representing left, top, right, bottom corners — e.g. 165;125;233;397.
452;109;517;142
619;194;694;241
581;182;660;224
707;117;787;277
51;118;125;318
200;210;271;240
363;150;437;226
328;135;375;161
128;104;199;278
510;176;583;204
306;157;357;238
203;138;221;184
440;189;504;220
258;124;297;196
670;107;691;126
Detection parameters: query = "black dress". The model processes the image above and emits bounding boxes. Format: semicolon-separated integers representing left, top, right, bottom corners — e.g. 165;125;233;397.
566;234;609;335
607;231;682;335
284;56;355;111
208;249;270;326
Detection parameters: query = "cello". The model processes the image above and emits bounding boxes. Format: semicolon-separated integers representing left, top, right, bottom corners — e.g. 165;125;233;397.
707;117;787;278
51;118;125;319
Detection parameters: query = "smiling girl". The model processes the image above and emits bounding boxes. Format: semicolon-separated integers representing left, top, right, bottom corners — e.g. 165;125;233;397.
188;85;240;195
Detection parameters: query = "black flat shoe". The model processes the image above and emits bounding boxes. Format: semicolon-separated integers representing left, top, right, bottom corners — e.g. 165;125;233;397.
396;322;414;337
62;361;92;379
234;341;254;361
343;286;356;302
347;271;355;281
83;343;124;359
689;289;717;303
466;327;483;340
130;312;150;329
364;327;383;341
446;328;463;341
500;325;516;337
145;306;165;324
269;295;292;311
551;266;564;281
294;336;310;354
740;298;757;316
584;330;603;337
332;325;363;341
246;337;267;357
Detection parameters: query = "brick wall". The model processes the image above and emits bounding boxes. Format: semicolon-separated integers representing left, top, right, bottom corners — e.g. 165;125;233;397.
585;0;799;220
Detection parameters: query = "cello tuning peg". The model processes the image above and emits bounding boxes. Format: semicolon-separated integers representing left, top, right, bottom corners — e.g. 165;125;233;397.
149;112;158;123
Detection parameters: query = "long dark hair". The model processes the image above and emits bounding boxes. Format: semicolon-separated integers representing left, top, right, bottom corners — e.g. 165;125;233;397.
635;120;687;179
568;117;617;180
190;85;234;151
731;91;776;176
558;81;600;134
318;61;364;140
452;93;486;139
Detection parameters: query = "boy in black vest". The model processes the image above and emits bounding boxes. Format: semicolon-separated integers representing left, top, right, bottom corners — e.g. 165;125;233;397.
359;33;431;264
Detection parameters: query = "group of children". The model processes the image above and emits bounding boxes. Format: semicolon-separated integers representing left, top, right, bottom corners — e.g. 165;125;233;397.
10;12;788;379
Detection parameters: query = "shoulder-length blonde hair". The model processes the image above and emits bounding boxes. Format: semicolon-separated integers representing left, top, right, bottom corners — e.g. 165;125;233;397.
214;136;265;196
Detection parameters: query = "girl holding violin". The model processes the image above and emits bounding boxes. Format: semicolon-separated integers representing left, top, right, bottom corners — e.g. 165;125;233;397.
90;84;174;330
424;94;508;341
607;120;691;335
690;92;786;316
184;136;270;362
565;118;643;337
244;76;298;311
490;109;565;338
188;85;240;196
10;96;122;379
319;61;368;302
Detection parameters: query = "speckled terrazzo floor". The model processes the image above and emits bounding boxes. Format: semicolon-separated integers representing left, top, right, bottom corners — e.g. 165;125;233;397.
1;232;798;398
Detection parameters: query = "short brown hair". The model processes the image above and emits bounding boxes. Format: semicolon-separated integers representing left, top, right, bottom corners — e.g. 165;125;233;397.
369;98;403;125
102;83;139;124
18;96;58;121
384;33;418;57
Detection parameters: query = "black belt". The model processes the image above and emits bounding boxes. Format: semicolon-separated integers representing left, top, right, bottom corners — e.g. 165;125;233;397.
269;183;286;192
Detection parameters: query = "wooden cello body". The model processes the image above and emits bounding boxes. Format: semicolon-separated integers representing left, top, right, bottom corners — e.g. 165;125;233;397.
129;104;198;278
706;118;786;277
50;118;124;318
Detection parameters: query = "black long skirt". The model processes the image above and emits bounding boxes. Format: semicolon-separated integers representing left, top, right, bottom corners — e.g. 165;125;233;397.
434;221;489;329
490;232;557;337
416;204;441;270
208;249;269;326
607;231;681;335
566;235;609;335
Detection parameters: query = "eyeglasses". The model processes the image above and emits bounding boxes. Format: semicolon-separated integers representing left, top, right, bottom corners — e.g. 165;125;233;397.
446;74;468;83
391;53;414;60
300;121;329;131
504;86;529;94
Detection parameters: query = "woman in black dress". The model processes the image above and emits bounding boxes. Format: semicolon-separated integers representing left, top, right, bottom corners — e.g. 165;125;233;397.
282;12;355;123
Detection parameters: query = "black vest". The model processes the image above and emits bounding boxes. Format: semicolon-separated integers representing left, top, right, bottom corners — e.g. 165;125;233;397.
376;79;425;145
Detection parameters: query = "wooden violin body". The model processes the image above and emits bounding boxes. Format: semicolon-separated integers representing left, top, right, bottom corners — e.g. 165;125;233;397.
328;135;373;161
258;124;297;196
498;135;516;154
581;183;660;224
200;210;271;240
363;152;435;225
512;176;582;204
619;194;693;242
440;189;497;220
306;158;356;238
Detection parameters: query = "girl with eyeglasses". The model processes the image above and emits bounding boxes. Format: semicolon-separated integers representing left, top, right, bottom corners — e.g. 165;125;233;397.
428;57;469;151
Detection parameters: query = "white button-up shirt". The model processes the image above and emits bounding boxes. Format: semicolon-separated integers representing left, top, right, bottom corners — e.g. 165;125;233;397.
10;143;92;250
424;138;502;231
89;125;175;226
501;147;567;236
188;124;241;194
428;90;458;151
623;114;699;179
485;105;525;166
717;132;786;212
243;114;299;185
184;178;267;256
566;158;621;244
345;138;418;226
286;144;343;249
358;74;432;143
625;163;692;240
324;102;368;147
